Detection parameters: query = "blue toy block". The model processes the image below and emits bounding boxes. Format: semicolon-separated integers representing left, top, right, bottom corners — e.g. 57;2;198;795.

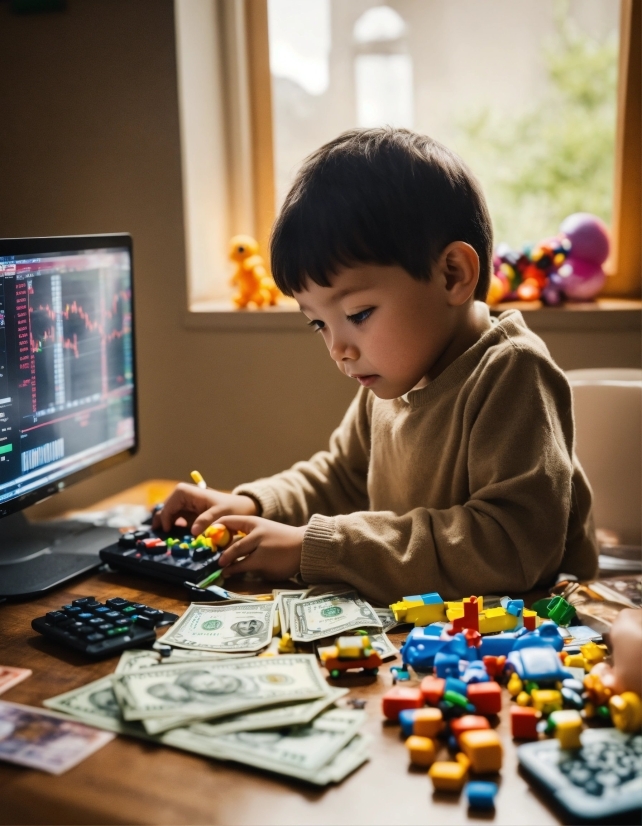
479;633;520;657
398;708;419;737
403;592;443;605
506;645;571;683
461;662;490;684
424;622;448;636
513;621;564;653
444;676;468;696
400;628;450;670
466;780;498;810
434;651;460;678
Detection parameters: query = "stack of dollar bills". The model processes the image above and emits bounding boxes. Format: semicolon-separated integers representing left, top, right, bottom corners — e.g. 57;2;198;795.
44;591;399;785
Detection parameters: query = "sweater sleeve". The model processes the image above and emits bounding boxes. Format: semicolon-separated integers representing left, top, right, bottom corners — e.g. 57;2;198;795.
300;349;594;605
233;387;372;526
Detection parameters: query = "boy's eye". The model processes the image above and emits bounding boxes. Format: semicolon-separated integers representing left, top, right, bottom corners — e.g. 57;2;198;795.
307;319;325;332
347;308;373;325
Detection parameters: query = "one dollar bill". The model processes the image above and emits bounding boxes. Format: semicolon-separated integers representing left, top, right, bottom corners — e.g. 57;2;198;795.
290;591;381;642
158;602;276;653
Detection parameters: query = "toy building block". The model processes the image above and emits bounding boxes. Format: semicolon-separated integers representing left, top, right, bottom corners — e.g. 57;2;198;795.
580;641;607;668
412;707;445;738
399;709;419;737
459;729;503;773
434;651;461;679
420;675;445;705
390;593;446;627
465;780;498;810
400;627;450;670
507;673;523;697
523;609;537;631
531;689;563;715
507;645;570;684
467;681;502;715
382;686;424;721
445;676;467;696
609;692;642;733
450;715;490;743
406;735;436;767
516;691;532;707
478;606;518;634
545;596;576;626
320;635;383;678
479;633;520;657
564;653;587;671
428;753;470;792
510;706;540;739
461;661;489;685
482;655;505;679
549;709;583;750
451;597;480;632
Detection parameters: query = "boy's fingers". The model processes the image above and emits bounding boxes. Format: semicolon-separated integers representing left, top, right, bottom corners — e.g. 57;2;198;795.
191;506;223;536
221;554;257;578
219;533;259;567
215;515;262;534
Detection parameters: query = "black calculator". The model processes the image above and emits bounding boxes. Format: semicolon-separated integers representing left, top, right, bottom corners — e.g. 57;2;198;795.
32;595;178;658
99;528;223;585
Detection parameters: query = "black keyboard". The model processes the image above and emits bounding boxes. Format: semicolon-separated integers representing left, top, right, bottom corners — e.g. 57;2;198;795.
99;528;223;585
32;595;178;658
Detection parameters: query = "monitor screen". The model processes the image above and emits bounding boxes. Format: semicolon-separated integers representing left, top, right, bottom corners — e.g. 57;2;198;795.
0;236;137;514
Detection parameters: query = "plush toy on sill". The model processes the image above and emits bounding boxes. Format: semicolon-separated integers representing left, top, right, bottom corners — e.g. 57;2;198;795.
229;235;281;309
487;212;610;307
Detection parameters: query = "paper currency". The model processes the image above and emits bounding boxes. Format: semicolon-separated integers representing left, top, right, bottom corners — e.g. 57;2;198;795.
112;654;328;722
290;591;382;642
0;666;32;695
367;631;398;661
190;686;348;736
164;708;367;785
274;589;309;634
158;602;275;653
374;608;403;633
0;700;114;774
194;584;274;603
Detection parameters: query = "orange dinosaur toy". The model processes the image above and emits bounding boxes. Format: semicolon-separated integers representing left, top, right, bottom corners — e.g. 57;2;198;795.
229;235;280;308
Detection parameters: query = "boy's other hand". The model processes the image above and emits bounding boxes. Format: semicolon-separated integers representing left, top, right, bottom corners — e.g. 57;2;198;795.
152;483;258;533
214;515;305;581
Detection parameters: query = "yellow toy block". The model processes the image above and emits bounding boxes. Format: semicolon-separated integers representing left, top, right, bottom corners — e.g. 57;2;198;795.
406;735;436;767
413;708;445;738
523;608;539;627
445;596;484;621
609;692;642;733
564;653;587;670
580;641;607;668
479;606;518;634
531;689;563;715
516;691;532;707
459;729;503;773
390;598;446;626
428;753;470;792
507;673;523;698
552;710;583;750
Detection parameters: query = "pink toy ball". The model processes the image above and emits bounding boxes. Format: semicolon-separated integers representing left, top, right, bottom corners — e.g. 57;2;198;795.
559;213;610;266
556;256;606;301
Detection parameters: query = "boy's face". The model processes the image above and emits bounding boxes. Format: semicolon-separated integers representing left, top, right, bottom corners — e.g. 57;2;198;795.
294;263;461;400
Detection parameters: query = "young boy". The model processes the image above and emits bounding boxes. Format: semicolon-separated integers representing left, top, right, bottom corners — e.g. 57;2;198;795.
156;127;598;605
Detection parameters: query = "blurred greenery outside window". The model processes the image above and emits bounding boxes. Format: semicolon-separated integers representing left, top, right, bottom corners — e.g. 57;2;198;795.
267;0;619;250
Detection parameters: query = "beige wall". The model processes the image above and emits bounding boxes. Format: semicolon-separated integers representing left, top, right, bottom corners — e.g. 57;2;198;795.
0;0;637;519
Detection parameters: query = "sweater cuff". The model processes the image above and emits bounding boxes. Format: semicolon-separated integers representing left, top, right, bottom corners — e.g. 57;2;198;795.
300;514;338;584
232;482;283;521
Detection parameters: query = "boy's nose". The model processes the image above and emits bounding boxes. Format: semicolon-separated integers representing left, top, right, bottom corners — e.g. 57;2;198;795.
329;336;358;364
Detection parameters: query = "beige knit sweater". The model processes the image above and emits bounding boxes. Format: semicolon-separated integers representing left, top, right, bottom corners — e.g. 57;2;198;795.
235;309;598;605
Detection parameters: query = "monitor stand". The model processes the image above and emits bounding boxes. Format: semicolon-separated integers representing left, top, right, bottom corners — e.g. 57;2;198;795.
0;511;121;600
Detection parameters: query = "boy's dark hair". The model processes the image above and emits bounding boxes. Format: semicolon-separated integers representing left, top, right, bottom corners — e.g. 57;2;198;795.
270;127;493;300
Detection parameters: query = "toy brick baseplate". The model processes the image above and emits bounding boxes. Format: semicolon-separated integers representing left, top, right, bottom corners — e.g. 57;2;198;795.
318;632;383;679
32;596;178;658
518;728;642;823
99;522;235;585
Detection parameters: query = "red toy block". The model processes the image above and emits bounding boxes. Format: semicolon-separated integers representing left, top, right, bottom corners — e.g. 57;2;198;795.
382;686;424;721
510;705;540;740
482;656;498;678
450;714;490;742
420;675;445;706
523;613;537;631
467;681;502;716
452;596;480;632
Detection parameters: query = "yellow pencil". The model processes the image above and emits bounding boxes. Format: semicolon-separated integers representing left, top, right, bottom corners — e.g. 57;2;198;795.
190;470;207;489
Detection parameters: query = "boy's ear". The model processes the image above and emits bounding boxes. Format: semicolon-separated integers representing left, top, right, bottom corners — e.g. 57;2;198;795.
438;241;479;306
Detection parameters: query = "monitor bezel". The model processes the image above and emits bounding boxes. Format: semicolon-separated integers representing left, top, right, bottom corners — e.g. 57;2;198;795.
0;233;138;519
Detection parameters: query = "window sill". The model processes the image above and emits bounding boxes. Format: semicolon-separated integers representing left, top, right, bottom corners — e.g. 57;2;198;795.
184;297;641;332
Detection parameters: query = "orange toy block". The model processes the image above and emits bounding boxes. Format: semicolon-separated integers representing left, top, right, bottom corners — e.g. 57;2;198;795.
382;686;424;721
413;708;445;738
428;753;470;792
467;681;502;716
510;706;541;740
420;675;445;705
450;715;490;743
406;735;437;767
459;729;503;773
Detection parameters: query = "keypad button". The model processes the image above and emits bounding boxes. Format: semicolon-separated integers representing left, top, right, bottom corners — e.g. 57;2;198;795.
72;597;95;607
106;598;129;609
134;615;154;629
77;625;95;636
88;617;104;626
58;619;76;630
115;618;130;627
63;606;81;616
94;606;110;615
107;626;129;636
142;608;163;619
122;606;137;615
104;611;122;621
46;611;66;623
98;623;114;632
78;612;93;620
133;530;151;540
86;633;105;643
85;600;101;609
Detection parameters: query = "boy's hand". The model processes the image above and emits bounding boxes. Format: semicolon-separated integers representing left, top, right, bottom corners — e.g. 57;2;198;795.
215;515;305;581
152;483;258;534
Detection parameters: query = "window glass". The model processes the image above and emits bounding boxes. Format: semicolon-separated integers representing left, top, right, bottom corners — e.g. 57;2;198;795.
268;0;619;247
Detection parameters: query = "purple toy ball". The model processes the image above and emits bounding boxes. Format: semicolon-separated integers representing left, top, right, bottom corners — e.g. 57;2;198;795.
541;283;563;306
559;213;610;266
556;256;606;301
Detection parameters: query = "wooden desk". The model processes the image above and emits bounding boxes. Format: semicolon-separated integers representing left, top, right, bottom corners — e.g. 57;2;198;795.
0;482;561;825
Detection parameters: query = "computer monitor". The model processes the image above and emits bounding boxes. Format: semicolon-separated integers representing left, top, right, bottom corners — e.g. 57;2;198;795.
0;234;138;599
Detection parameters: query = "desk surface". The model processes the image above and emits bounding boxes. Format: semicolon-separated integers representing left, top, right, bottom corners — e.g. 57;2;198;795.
0;481;561;826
